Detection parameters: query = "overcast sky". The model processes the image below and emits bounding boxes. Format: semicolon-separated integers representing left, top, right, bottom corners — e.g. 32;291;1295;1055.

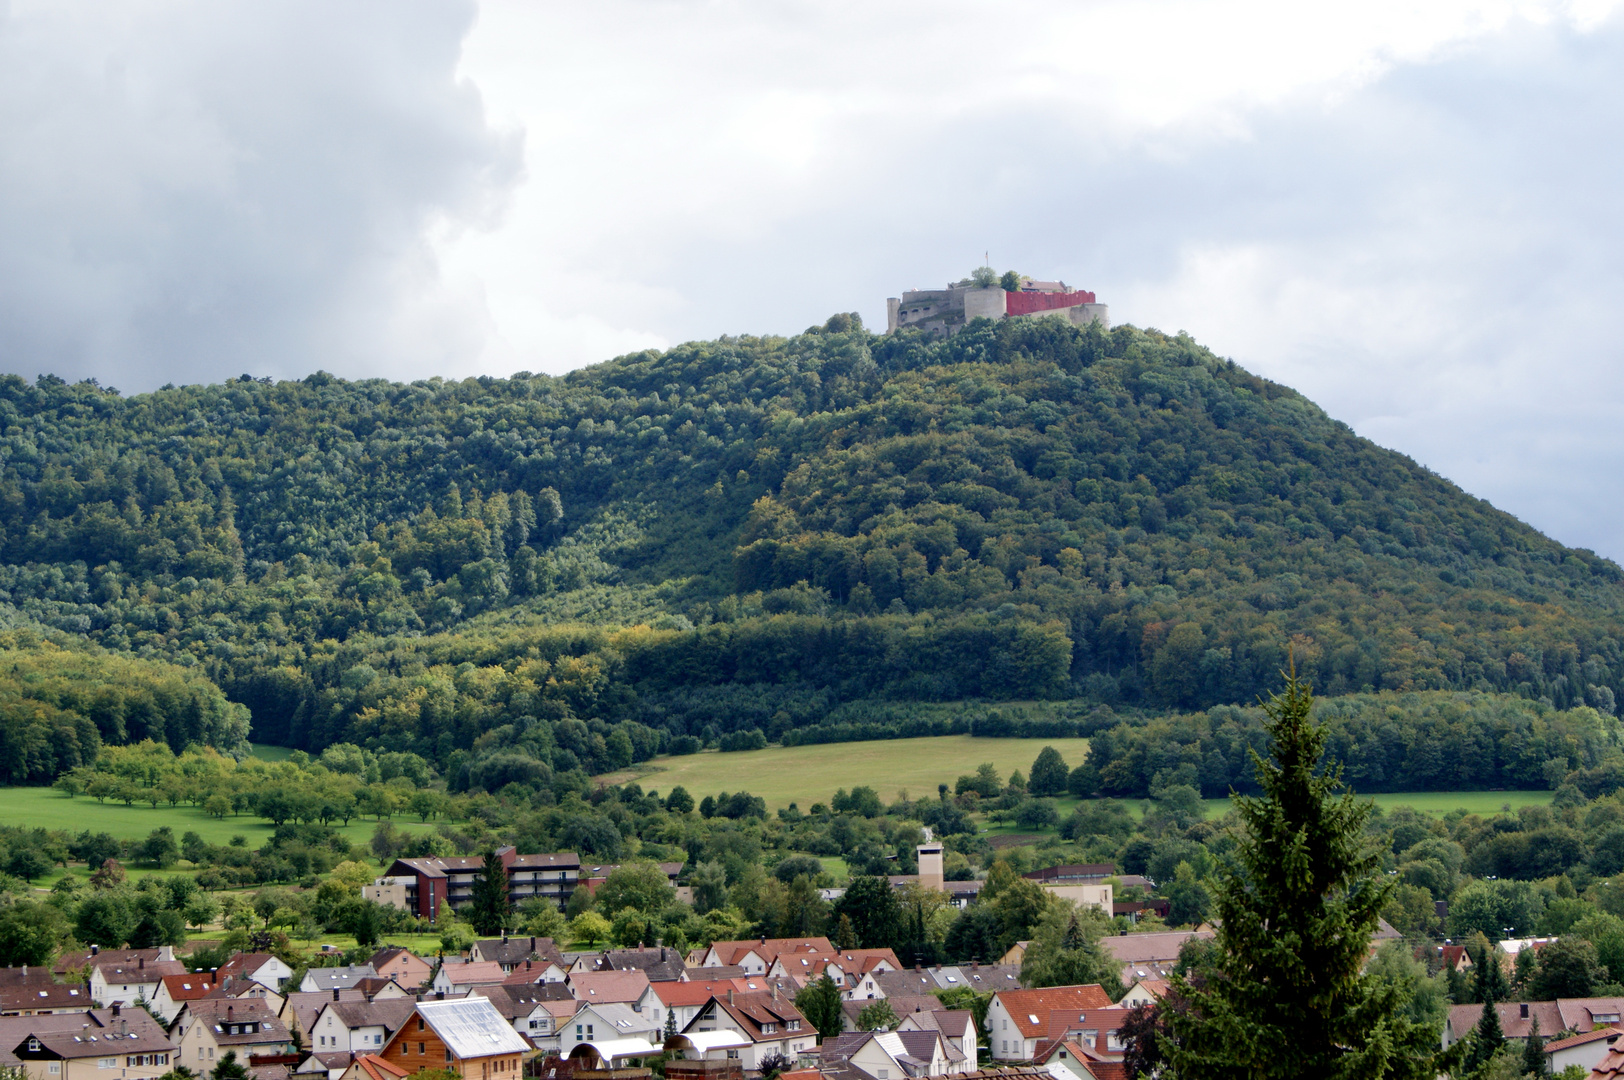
1;1;1622;561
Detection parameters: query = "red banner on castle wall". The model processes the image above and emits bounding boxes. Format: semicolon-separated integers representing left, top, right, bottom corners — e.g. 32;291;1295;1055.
1005;290;1096;315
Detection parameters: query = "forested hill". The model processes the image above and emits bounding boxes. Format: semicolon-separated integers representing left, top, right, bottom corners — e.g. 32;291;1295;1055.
0;315;1619;782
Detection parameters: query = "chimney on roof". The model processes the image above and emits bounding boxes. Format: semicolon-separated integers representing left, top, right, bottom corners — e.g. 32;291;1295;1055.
228;1005;233;1020
334;989;341;1001
727;990;734;1007
503;934;509;944
759;936;766;946
139;958;145;970
1521;1004;1529;1018
91;945;99;956
111;1004;120;1018
436;992;444;1000
530;938;536;951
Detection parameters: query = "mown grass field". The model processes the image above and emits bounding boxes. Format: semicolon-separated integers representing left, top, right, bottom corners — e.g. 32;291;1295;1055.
0;786;443;847
625;735;1095;810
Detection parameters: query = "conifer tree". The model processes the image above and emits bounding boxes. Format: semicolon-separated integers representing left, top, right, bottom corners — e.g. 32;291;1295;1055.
469;850;510;935
1162;669;1463;1079
1522;1016;1547;1078
210;1053;249;1080
1468;998;1504;1073
793;975;845;1041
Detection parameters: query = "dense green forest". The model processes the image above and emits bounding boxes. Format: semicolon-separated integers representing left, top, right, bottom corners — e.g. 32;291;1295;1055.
0;315;1622;783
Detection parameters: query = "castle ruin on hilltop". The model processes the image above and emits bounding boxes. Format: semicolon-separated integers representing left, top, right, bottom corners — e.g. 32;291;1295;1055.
886;274;1109;337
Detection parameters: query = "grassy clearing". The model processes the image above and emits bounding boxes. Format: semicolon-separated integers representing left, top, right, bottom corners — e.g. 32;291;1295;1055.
0;786;444;846
1193;790;1552;820
1364;790;1554;816
625;735;1094;810
815;856;850;883
249;743;296;762
976;790;1556;847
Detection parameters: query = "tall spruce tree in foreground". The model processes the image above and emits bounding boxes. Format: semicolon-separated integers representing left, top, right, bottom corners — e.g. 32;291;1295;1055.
1162;669;1463;1079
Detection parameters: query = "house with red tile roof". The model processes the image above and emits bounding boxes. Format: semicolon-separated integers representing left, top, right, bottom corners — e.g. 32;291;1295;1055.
367;951;432;991
1032;1008;1132;1063
339;1052;408;1080
0;1005;178;1080
1097;932;1212;987
170;998;293;1069
1115;980;1168;1009
430;962;507;995
1043;1038;1134;1080
700;939;834;975
1589;1042;1624;1080
215;954;295;994
152;975;216;1024
1543;1026;1624;1075
766;950;900;1000
501;959;570;987
985;987;1113;1061
1423;944;1474;975
679;990;813;1071
656;977;808;1036
565;970;653;1010
54;948;175;977
0;967;90;1016
89;959;187;1008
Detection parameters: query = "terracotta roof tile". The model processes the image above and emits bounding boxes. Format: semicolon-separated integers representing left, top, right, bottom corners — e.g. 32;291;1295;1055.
996;987;1113;1038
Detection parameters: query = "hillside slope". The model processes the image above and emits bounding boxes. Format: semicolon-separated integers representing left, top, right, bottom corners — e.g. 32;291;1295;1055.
0;316;1619;771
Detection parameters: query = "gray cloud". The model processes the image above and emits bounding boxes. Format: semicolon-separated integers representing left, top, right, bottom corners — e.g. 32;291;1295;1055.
0;0;519;389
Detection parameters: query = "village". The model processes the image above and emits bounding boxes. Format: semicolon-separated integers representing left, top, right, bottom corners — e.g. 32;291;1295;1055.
2;843;1624;1080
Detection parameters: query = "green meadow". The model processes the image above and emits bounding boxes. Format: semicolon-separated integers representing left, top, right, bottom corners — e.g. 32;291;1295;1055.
0;786;443;847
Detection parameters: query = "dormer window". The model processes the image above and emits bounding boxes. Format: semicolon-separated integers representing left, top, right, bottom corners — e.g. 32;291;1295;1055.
28;1038;40;1052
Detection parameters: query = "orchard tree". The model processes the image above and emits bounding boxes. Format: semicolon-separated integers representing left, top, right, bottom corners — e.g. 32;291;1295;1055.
833;876;900;950
1028;746;1069;797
